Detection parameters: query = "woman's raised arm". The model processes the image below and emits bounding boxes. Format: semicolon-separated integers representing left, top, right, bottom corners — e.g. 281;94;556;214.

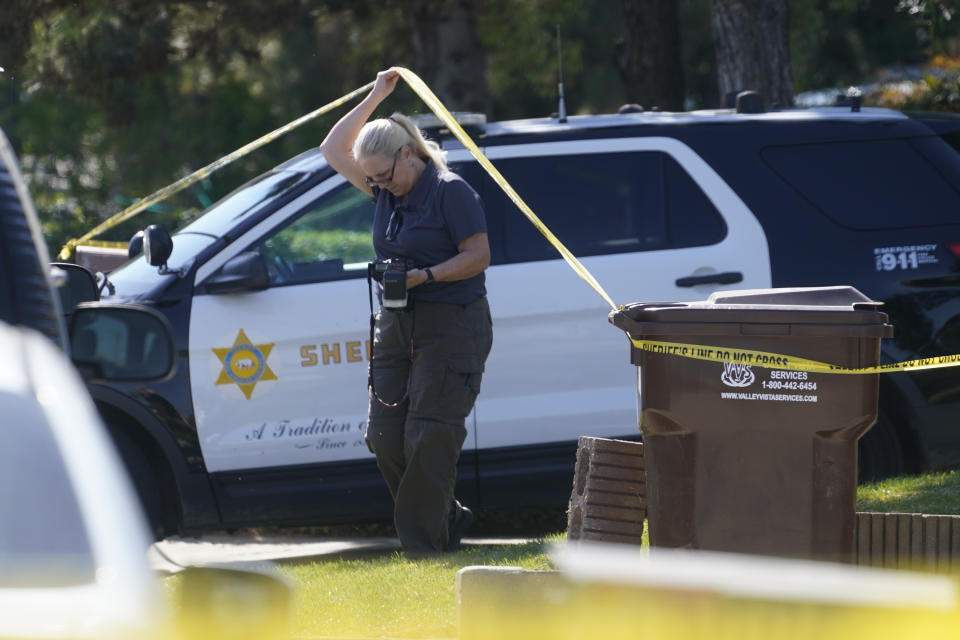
319;68;400;196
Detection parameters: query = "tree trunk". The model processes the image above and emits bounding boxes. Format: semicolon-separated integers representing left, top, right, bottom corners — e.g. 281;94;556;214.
711;0;793;109
409;0;488;114
615;0;686;111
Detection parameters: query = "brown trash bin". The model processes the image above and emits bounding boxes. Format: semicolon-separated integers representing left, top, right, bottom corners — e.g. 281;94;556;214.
608;286;893;562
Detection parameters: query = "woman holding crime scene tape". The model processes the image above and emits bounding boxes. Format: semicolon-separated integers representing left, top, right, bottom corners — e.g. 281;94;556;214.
319;68;493;553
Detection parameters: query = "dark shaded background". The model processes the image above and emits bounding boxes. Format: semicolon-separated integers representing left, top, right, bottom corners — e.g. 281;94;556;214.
0;0;956;257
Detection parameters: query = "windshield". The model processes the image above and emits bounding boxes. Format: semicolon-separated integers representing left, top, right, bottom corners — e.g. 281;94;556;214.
105;232;215;295
180;170;310;236
0;397;94;587
107;170;311;295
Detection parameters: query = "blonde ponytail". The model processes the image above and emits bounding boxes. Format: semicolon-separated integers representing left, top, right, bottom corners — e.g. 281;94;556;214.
353;112;448;172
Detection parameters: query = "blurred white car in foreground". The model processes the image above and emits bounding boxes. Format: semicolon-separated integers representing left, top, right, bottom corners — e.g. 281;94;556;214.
0;319;162;638
0;122;290;640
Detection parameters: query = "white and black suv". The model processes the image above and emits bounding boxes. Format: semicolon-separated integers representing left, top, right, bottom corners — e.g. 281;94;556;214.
86;103;960;537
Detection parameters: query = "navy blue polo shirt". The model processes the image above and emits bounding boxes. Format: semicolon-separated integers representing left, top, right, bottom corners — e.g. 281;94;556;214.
372;161;487;304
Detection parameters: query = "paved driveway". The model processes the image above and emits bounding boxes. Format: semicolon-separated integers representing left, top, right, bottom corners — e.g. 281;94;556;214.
150;534;532;573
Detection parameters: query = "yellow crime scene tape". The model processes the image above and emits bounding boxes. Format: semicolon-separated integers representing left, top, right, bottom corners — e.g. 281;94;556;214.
61;67;960;376
59;68;616;308
630;338;960;375
57;80;376;260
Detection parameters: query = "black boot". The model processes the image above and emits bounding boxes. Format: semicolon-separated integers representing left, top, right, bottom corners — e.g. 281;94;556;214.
447;500;474;551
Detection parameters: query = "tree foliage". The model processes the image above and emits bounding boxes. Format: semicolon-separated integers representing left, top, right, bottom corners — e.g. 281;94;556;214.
0;0;955;259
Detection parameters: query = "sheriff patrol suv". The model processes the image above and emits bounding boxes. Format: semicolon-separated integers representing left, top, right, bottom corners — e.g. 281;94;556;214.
95;104;960;537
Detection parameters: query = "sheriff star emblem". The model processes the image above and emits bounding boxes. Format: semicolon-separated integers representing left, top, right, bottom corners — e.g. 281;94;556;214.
212;329;277;399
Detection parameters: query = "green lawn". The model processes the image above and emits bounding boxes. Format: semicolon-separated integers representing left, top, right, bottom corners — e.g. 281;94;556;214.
279;536;560;639
855;469;960;515
162;471;960;639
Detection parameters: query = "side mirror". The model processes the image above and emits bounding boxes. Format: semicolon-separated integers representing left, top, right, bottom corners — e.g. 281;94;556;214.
128;229;144;259
69;303;176;382
200;251;270;294
143;224;173;269
50;263;99;316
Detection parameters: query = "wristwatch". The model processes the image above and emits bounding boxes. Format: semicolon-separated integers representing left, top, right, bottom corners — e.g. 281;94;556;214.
424;267;435;283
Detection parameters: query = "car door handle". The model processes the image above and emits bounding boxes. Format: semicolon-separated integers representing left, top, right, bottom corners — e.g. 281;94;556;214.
675;271;744;287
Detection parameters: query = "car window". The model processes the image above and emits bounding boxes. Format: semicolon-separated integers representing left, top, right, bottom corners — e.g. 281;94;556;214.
70;306;173;380
0;399;94;587
252;161;479;286
940;131;960;154
910;136;960;189
254;183;375;285
762;137;960;230
489;151;726;263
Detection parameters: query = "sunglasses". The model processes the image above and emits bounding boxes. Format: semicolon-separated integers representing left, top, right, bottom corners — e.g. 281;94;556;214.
364;147;403;187
385;206;403;241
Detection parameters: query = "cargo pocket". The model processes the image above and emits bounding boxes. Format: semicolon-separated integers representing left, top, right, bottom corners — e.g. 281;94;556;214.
441;357;484;421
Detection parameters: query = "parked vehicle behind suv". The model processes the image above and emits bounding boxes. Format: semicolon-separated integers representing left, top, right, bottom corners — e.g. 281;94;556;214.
0;131;67;347
90;104;960;537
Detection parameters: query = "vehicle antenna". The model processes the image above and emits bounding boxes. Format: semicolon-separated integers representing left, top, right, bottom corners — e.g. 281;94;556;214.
556;24;567;123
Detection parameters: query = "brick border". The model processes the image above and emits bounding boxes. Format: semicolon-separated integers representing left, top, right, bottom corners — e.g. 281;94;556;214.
566;436;646;544
855;512;960;572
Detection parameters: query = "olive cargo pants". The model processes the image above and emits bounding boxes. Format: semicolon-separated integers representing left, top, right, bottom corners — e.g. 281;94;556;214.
365;297;493;552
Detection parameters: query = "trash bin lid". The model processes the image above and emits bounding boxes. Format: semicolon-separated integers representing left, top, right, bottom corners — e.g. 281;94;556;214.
609;286;893;338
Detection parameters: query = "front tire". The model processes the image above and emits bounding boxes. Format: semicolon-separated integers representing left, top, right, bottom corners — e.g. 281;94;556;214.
109;427;173;540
